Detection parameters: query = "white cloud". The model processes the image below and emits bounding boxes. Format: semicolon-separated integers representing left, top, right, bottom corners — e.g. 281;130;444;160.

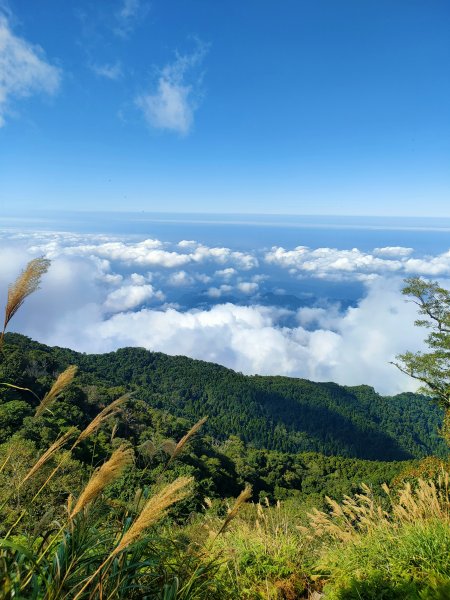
266;245;450;280
237;281;259;294
0;253;103;339
22;279;426;395
207;284;233;298
403;252;450;276
0;235;434;396
374;246;414;257
252;274;269;283
191;244;257;270
117;0;140;21
178;240;198;248
90;61;123;80
297;304;342;330
266;246;401;279
167;270;194;286
26;234;258;271
5;230;450;287
136;42;208;135
129;272;147;284
195;273;212;284
102;273;123;285
215;268;237;280
0;13;61;126
2;232;449;396
104;284;163;312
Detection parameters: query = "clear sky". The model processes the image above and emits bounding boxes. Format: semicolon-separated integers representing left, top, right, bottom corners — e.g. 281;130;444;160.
1;0;449;216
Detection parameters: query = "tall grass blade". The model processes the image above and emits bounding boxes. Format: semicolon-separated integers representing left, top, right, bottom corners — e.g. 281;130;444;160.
35;365;78;417
74;394;130;445
216;485;252;536
22;428;76;485
168;416;208;464
70;446;134;518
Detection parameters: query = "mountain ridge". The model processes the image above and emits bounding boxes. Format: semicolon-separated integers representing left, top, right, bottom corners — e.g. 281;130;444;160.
1;332;446;462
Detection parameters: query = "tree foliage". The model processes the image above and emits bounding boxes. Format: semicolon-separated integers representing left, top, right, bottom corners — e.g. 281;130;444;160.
2;332;446;462
394;277;450;443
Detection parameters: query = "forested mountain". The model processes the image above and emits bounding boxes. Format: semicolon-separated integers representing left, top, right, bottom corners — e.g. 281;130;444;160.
1;333;446;462
1;332;449;598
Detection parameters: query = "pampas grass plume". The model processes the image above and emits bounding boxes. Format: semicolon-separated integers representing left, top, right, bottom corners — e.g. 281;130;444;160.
1;258;50;345
172;416;207;461
75;394;130;445
22;428;76;484
70;446;134;518
35;365;78;417
217;485;252;536
72;475;193;600
165;416;207;464
112;476;193;555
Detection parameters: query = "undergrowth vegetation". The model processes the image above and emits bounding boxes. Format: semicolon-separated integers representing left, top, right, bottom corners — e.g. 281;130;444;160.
1;260;450;598
308;476;450;598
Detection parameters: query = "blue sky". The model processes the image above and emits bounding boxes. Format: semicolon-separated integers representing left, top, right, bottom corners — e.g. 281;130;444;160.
1;0;449;216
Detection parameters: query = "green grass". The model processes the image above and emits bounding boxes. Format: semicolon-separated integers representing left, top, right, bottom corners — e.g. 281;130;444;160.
320;520;450;599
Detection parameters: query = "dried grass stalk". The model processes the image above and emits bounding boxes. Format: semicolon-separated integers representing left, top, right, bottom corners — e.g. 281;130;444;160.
110;422;118;442
307;475;450;543
169;416;207;463
72;476;193;600
74;394;130;445
70;446;134;518
35;365;78;417
22;428;76;484
2;258;50;341
217;485;252;536
0;449;12;474
111;476;193;556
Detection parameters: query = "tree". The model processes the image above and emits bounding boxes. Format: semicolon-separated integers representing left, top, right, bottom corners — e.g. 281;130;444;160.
393;277;450;443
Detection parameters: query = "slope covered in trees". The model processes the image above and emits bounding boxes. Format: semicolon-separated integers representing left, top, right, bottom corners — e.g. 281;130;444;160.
1;318;449;598
1;332;446;462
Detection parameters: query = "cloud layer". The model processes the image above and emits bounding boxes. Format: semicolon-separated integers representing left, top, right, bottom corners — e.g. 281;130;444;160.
2;230;449;394
265;245;450;280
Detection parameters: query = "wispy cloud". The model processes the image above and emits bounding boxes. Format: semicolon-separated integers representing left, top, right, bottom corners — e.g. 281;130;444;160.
136;41;209;135
0;12;61;126
114;0;149;38
90;61;123;81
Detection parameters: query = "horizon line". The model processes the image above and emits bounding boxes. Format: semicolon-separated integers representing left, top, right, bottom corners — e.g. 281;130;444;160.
3;208;450;220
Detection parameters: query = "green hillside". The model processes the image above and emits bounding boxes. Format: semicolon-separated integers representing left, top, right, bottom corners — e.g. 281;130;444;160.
2;333;450;599
1;332;446;462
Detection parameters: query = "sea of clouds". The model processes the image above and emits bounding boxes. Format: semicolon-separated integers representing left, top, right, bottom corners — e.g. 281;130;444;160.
2;229;450;395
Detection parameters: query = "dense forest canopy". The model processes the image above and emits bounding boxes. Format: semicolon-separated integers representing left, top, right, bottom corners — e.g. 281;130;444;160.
1;332;445;462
